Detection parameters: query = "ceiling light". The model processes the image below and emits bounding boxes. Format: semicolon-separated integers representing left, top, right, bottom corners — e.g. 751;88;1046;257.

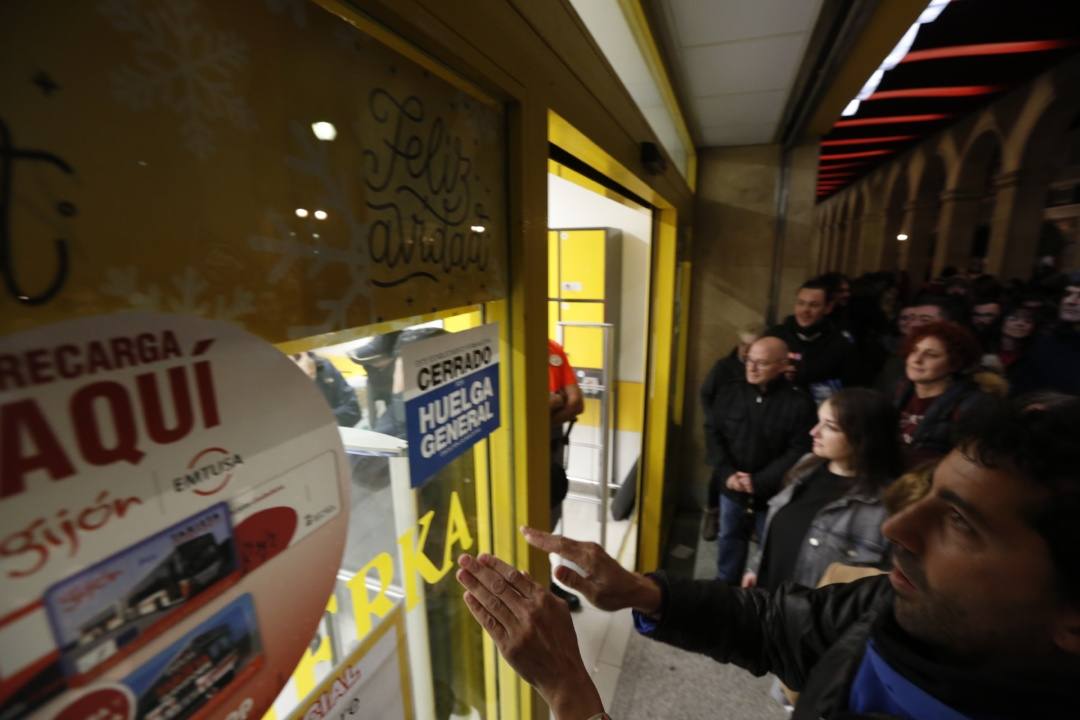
470;225;486;233
837;0;951;119
311;121;337;141
314;210;328;220
295;208;309;218
897;233;909;241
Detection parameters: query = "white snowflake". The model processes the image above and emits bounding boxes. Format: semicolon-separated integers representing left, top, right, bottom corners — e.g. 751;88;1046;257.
99;0;253;159
102;266;255;321
249;122;371;338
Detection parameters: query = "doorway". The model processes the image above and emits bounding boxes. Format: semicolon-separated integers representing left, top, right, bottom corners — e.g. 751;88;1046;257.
547;162;654;570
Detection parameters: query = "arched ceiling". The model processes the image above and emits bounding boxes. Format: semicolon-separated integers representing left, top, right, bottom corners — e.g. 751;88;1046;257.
817;0;1080;200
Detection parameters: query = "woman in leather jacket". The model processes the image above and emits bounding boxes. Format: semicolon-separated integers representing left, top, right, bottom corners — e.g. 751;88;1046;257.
743;388;903;591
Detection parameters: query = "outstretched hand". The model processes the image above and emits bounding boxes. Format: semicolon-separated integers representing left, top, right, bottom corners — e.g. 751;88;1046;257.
521;526;662;615
455;553;604;720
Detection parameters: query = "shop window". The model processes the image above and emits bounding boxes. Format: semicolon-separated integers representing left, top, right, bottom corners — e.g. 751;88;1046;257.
268;308;492;720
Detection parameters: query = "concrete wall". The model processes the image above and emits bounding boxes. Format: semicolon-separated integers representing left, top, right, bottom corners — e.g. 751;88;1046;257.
678;142;819;507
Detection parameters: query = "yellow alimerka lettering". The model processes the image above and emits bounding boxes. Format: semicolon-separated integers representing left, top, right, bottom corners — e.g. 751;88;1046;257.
442;490;474;570
290;594;340;700
398;509;448;609
347;491;476;639
347;552;395;640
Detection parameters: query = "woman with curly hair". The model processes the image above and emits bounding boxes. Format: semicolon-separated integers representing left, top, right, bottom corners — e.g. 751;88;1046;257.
894;320;997;467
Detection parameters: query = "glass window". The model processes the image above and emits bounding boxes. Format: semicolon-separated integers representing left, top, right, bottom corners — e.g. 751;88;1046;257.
267;308;492;720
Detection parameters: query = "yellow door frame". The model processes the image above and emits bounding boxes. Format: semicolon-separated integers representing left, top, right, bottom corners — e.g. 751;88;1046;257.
547;111;680;575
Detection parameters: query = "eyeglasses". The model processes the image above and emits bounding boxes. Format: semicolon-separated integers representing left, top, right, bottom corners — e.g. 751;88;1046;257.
746;359;776;370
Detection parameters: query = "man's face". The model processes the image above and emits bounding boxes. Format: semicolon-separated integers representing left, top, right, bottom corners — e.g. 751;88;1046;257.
794;288;828;328
744;341;785;386
971;302;1001;328
1060;285;1080;324
882;450;1064;659
899;304;944;337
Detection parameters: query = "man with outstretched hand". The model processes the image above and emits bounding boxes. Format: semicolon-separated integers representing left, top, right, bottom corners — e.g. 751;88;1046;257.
456;396;1080;719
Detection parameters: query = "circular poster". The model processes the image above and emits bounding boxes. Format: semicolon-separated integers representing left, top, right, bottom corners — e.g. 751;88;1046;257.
0;313;349;720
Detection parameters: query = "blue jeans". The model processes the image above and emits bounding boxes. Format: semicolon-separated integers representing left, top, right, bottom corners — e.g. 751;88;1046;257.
717;494;767;583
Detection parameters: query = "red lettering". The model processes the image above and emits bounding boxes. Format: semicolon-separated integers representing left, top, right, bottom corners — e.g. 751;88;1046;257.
70;381;145;466
194;361;220;428
26;349;52;385
162;331;182;360
0;354;25;391
110;337;135;369
85;342;112;374
135;333;158;364
56;344;82;379
1;399;76;499
137;367;193;444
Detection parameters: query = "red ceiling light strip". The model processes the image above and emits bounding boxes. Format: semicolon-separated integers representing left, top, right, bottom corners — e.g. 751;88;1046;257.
820;135;915;146
834;114;950;128
817;161;865;170
901;39;1077;64
819;149;895;160
867;85;1001;100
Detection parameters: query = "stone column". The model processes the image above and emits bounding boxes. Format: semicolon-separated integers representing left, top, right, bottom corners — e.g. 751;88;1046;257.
932;189;983;276
1058;217;1080;272
844;219;861;275
903;200;940;289
856;210;887;274
986;168;1052;280
831;221;847;271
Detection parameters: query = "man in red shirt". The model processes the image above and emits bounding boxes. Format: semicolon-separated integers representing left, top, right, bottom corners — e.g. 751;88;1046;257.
548;339;584;610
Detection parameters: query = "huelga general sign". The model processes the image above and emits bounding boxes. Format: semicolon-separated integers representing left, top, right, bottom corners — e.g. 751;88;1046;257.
400;324;500;487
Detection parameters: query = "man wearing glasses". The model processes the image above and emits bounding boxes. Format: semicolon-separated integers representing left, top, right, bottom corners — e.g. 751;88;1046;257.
702;337;817;582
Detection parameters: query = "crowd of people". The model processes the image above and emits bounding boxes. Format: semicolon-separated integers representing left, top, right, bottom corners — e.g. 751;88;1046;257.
699;266;1080;588
451;264;1080;720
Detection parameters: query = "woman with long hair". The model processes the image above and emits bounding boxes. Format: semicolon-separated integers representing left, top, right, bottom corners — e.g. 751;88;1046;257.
742;388;903;591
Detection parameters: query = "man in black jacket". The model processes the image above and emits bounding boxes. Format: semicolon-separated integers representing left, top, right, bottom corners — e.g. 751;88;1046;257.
456;396;1080;719
703;337;816;582
768;278;855;404
698;322;765;540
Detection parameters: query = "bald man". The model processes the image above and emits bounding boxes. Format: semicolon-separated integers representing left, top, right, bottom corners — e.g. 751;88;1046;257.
703;336;817;582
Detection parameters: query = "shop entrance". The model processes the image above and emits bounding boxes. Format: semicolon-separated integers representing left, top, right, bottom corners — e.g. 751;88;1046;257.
547;160;654;572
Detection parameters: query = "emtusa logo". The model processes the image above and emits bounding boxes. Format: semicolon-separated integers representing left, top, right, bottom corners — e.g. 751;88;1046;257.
172;447;244;496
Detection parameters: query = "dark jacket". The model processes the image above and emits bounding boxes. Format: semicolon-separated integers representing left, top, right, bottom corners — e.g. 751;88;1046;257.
1009;326;1080;396
314;357;363;427
767;317;856;404
747;455;891;588
700;348;745;412
893;377;985;465
642;574;892;719
639;573;1071;718
703;378;816;508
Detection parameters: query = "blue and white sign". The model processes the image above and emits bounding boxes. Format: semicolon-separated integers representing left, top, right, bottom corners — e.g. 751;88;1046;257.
401;324;500;487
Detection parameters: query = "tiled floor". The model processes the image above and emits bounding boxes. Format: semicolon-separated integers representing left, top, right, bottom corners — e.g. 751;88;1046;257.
549;494;638;715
